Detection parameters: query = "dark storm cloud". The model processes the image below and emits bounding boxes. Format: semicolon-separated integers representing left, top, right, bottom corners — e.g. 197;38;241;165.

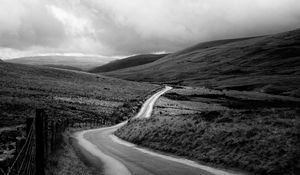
1;0;300;58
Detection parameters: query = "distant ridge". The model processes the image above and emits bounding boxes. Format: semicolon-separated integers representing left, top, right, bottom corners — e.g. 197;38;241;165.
89;54;168;73
104;29;300;97
6;55;114;70
43;64;83;71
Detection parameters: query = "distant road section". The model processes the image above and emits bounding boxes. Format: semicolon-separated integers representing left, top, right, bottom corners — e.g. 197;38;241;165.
75;86;242;175
134;86;172;119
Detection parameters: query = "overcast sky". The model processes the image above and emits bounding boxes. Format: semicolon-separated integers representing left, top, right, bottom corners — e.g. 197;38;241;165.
1;0;300;59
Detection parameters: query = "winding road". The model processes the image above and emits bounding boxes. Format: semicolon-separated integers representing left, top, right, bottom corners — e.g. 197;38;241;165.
74;86;242;175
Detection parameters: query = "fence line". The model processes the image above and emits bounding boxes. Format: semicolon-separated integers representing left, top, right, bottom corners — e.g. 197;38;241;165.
4;108;106;175
7;119;34;175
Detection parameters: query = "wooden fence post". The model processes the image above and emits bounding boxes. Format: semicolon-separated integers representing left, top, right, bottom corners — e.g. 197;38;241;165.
26;117;34;136
36;108;45;175
44;114;48;159
51;121;55;152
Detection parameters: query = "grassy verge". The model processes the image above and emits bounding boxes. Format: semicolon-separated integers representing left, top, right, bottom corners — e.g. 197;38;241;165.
46;129;99;175
115;87;300;175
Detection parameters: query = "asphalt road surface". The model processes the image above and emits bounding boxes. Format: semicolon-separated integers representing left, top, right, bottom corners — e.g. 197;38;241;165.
75;86;242;175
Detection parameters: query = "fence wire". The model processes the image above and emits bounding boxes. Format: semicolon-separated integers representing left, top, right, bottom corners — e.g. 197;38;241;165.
7;122;35;175
4;109;106;175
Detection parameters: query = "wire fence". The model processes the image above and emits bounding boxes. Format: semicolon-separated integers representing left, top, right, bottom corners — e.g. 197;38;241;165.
2;108;106;175
8;125;35;175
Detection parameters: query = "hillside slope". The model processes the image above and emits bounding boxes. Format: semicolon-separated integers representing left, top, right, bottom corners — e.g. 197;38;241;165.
105;29;300;97
89;53;168;73
116;86;300;175
6;55;114;70
0;61;159;127
0;61;160;173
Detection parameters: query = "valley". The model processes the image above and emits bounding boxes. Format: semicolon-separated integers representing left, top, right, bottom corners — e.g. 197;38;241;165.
1;28;299;175
1;1;299;175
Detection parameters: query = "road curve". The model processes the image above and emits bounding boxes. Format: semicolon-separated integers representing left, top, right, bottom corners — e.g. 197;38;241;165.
74;86;242;175
134;86;172;119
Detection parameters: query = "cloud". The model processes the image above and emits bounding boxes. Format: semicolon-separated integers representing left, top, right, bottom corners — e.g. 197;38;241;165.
0;0;66;50
1;0;300;58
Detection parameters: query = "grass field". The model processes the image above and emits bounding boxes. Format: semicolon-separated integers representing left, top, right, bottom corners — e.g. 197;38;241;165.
116;86;300;175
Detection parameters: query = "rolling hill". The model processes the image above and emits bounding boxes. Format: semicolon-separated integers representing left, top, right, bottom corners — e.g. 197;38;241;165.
6;55;115;70
89;53;168;73
0;61;159;127
0;61;160;173
104;29;300;97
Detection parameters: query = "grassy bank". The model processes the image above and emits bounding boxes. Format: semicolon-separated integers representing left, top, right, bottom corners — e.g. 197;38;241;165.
115;87;300;175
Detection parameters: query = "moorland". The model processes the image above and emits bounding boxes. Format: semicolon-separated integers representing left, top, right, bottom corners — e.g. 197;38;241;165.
0;61;160;173
105;29;300;98
113;29;300;175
